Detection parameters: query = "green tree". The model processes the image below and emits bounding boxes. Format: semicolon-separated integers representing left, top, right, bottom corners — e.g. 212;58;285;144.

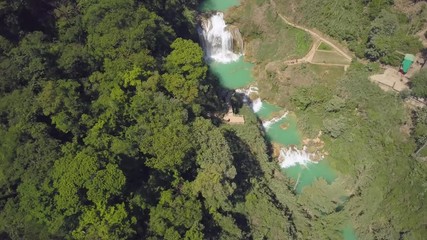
244;186;295;240
126;90;194;173
365;10;399;61
72;203;136;240
162;38;207;103
0;0;218;239
86;163;126;204
79;0;174;62
51;147;99;216
191;118;237;211
325;96;346;112
0;32;53;92
411;68;427;98
190;118;243;239
148;188;203;239
37;80;83;134
323;116;347;138
54;1;85;43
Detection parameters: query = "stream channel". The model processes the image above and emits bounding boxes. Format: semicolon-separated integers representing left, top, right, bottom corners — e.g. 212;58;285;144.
198;1;356;239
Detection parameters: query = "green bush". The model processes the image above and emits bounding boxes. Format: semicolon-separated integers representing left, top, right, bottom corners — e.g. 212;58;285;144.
380;51;403;66
324;96;346;112
323;116;347;138
411;68;427;98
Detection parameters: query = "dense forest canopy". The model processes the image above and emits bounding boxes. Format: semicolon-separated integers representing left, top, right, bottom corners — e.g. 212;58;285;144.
0;0;426;239
0;0;305;239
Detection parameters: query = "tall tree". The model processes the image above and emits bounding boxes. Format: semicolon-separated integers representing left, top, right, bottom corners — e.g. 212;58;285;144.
162;38;207;103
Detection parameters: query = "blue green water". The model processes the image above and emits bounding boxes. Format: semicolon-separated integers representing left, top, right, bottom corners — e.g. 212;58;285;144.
343;225;357;240
209;57;255;89
255;103;338;193
256;101;282;119
265;115;301;146
199;0;240;11
255;102;301;146
282;161;337;193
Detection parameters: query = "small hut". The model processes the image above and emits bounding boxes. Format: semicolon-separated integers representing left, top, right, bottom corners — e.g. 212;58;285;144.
401;54;415;74
223;106;245;124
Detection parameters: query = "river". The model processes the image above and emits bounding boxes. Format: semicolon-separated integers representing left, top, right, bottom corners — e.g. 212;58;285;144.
198;1;356;239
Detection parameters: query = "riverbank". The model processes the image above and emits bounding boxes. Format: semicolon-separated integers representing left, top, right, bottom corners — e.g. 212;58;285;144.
199;1;359;239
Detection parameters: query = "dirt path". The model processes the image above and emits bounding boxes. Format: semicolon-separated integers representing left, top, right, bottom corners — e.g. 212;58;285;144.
277;13;352;61
416;26;427;47
283;37;350;68
283;39;320;65
270;0;353;66
269;0;425;109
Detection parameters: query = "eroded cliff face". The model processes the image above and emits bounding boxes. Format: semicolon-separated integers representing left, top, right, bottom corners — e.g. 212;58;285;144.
226;25;244;54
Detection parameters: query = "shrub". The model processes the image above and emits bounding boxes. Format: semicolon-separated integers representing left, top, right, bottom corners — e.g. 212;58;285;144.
323;116;347;138
411;68;427;98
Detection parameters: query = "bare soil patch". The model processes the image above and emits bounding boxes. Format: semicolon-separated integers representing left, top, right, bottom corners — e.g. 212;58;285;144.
370;68;408;92
394;0;427;16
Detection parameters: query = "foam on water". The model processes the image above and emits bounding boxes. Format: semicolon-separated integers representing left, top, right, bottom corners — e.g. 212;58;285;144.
199;12;241;63
279;146;319;168
251;98;263;112
236;86;262;112
262;112;288;129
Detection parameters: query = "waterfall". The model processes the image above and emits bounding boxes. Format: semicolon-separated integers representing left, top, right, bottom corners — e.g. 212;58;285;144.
279;146;319;168
236;86;262;112
252;98;263;112
198;12;242;63
236;86;259;96
262;112;288;129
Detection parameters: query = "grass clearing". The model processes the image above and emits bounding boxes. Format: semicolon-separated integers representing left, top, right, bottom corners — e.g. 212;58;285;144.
318;42;333;51
228;0;312;63
256;63;345;107
254;23;311;62
309;64;346;83
312;51;351;65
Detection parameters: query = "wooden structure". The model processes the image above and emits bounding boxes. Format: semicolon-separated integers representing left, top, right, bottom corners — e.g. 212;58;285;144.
223;107;245;124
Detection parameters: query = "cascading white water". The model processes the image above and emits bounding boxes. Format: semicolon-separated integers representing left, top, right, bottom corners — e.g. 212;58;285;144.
251;98;263;112
279;146;319;168
199;12;242;63
236;86;259;95
236;86;263;112
262;112;288;129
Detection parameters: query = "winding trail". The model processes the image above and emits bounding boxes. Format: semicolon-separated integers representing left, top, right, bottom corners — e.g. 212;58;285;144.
277;13;352;61
415;24;427;48
267;0;424;96
283;39;320;65
270;0;353;67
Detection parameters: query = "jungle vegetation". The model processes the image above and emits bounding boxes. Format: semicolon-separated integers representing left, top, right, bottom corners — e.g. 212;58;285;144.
0;0;426;240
